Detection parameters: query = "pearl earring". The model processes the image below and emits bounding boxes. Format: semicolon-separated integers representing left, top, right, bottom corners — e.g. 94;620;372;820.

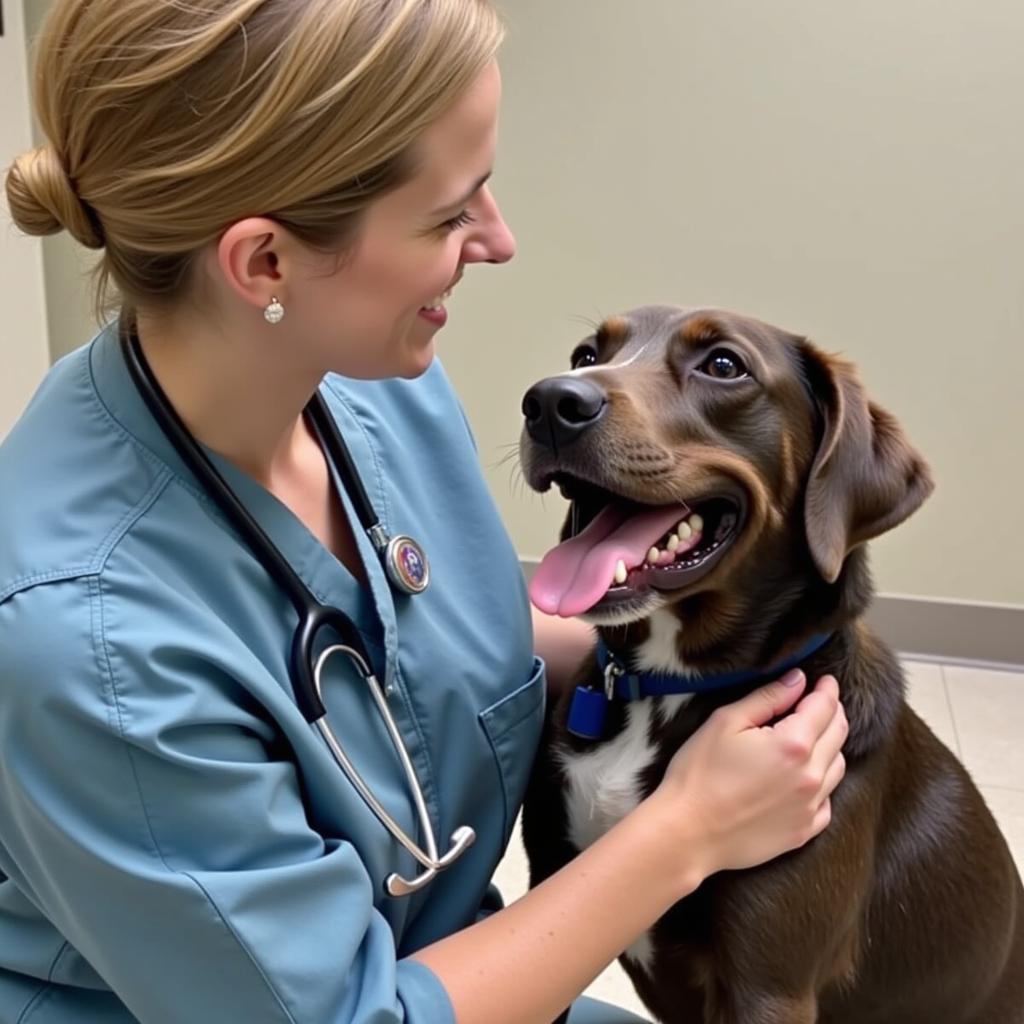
264;297;285;325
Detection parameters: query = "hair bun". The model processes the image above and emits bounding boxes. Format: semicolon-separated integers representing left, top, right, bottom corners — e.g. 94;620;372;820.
5;145;105;249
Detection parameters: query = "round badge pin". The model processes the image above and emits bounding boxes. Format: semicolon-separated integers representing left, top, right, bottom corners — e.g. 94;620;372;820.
385;535;430;595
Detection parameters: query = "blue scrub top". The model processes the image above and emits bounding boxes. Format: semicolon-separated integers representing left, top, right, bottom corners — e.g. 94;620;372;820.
0;324;547;1023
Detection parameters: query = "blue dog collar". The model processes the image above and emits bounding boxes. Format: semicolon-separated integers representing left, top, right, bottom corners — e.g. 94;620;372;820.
567;632;832;740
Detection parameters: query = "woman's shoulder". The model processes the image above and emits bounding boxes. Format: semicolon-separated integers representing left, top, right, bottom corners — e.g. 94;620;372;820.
0;334;175;609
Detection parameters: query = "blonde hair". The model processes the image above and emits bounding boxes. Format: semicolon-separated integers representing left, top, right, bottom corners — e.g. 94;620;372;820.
5;0;503;325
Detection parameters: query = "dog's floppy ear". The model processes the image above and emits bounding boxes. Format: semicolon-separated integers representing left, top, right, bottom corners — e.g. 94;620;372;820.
799;341;934;583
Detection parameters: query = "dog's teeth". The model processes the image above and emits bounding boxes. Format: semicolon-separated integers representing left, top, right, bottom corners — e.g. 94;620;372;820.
677;521;693;540
666;533;680;552
646;547;660;565
614;559;628;584
689;513;704;534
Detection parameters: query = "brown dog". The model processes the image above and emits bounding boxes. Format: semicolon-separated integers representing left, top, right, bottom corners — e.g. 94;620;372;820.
519;306;1024;1024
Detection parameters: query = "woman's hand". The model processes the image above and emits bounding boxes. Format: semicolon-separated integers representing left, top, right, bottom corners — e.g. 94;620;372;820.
652;671;848;888
416;669;845;1024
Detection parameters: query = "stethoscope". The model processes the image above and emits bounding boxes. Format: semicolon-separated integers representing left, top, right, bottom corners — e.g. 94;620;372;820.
121;329;475;897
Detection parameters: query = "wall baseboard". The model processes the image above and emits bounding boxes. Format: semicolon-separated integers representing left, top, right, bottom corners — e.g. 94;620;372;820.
864;594;1024;673
519;559;1024;673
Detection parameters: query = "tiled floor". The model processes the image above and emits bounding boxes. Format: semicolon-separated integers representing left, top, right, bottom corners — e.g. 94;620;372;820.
490;660;1024;1018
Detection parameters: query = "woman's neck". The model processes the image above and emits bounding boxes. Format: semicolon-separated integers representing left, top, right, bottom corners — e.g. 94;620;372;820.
133;309;324;488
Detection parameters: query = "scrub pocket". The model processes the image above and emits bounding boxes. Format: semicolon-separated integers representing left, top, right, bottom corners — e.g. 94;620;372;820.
478;656;546;841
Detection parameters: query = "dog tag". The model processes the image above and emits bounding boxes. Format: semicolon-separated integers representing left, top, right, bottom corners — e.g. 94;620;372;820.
567;686;608;740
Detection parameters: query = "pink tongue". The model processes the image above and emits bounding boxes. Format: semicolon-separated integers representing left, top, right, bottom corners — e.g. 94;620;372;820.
529;502;690;618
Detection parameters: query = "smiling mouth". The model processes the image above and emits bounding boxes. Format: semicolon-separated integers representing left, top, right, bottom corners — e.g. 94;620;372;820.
421;271;464;312
421;284;455;312
529;475;746;618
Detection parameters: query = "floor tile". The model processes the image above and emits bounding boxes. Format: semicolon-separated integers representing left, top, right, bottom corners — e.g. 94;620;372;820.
902;659;960;757
979;786;1024;873
944;665;1024;790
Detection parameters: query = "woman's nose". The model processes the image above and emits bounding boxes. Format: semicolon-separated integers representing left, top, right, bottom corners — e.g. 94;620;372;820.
462;186;516;265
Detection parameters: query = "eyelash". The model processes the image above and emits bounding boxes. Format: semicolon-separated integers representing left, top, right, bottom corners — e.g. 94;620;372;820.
440;210;476;233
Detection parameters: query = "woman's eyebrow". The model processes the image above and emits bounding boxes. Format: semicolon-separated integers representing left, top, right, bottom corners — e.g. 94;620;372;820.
429;170;492;216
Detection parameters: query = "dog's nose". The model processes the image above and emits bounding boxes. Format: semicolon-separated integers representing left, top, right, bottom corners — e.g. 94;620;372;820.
522;376;608;449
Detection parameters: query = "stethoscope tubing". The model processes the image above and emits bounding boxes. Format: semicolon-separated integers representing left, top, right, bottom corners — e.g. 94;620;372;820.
120;330;474;896
313;643;475;892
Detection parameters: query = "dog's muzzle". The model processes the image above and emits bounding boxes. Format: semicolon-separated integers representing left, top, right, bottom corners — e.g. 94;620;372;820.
519;372;749;621
522;376;607;451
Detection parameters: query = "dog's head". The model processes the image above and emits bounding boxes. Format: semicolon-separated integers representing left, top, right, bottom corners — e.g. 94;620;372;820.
520;306;933;650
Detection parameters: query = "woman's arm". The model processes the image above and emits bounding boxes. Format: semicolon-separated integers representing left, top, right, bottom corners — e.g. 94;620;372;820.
531;605;595;696
414;671;847;1024
417;780;694;1023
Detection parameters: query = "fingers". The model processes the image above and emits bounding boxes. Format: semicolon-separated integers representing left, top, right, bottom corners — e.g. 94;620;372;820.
812;698;849;770
806;711;848;839
793;687;847;844
811;674;840;702
772;676;843;755
808;797;833;841
728;669;808;728
815;752;847;806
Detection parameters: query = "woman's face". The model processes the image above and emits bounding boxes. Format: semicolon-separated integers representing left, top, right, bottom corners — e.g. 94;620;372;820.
295;60;515;380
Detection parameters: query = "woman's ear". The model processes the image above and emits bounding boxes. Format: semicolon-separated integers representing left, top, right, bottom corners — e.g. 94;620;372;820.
215;217;287;311
799;341;935;583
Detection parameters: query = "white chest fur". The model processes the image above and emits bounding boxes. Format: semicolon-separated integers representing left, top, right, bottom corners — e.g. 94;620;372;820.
557;700;659;852
556;702;661;970
556;611;695;971
558;610;695;849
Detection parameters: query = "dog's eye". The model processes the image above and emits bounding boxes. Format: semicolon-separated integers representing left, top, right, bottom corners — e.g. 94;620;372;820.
571;347;597;370
699;350;748;380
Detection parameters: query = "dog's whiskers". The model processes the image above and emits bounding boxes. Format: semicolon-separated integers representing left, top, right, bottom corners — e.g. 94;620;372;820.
568;311;603;336
491;442;521;471
506;462;528;499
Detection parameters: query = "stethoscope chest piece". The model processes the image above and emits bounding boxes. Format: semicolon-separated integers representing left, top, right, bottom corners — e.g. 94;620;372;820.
384;534;430;595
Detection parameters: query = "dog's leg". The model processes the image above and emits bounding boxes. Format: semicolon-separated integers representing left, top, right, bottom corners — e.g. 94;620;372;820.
696;769;879;1024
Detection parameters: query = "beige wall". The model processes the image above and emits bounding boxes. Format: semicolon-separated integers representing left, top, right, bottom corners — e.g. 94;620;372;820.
0;0;49;437
9;0;1023;606
442;0;1024;607
20;0;95;364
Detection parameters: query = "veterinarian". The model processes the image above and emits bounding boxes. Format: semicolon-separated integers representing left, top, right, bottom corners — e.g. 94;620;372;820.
0;2;848;1022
